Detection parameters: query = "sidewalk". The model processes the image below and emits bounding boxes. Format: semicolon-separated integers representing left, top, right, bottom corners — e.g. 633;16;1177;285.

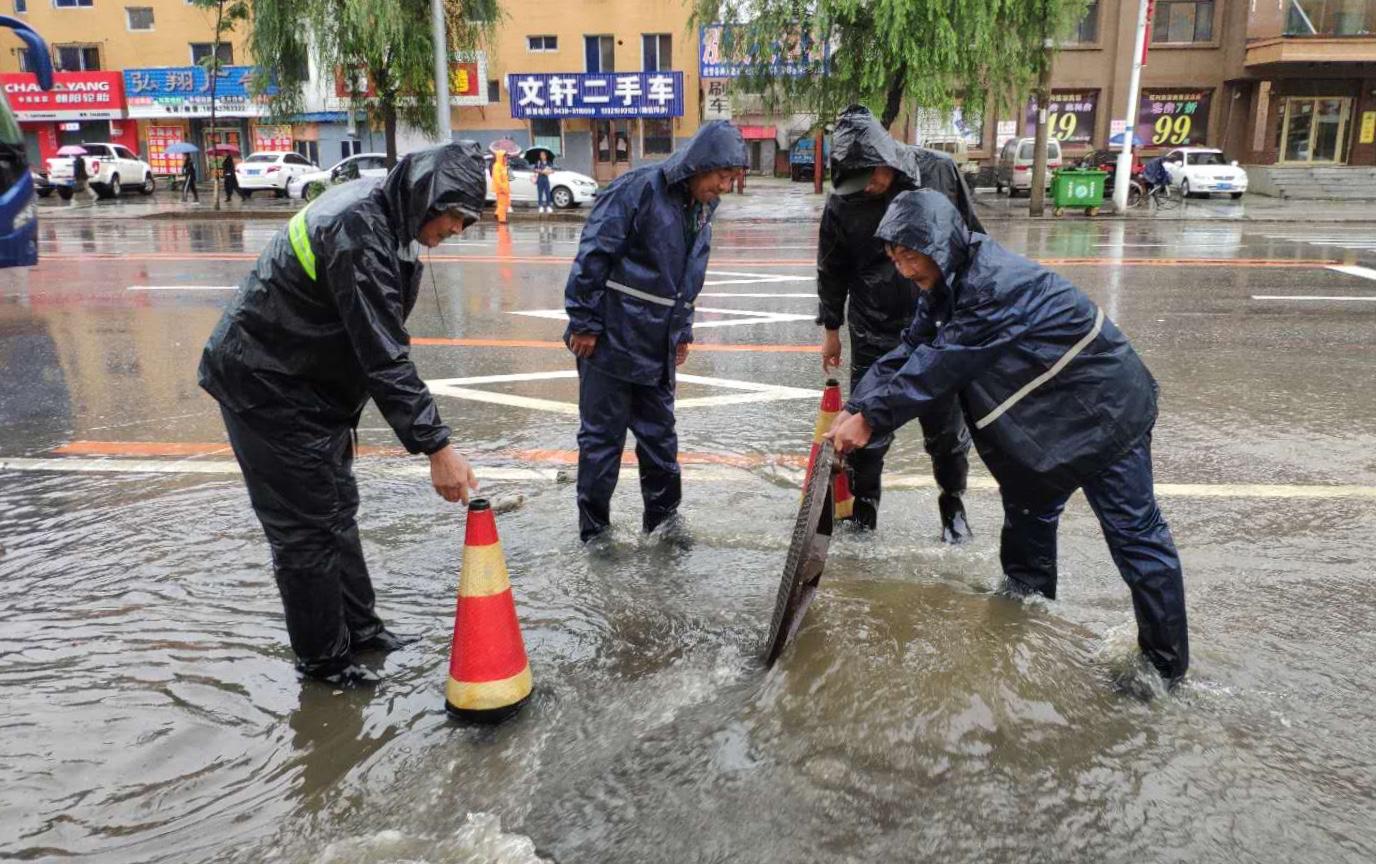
973;188;1376;224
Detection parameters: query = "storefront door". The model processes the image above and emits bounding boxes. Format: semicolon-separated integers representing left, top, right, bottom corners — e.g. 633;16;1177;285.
1280;98;1352;164
593;120;632;182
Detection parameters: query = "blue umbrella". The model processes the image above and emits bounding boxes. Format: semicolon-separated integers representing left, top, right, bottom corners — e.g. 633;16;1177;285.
165;141;199;154
1109;131;1145;148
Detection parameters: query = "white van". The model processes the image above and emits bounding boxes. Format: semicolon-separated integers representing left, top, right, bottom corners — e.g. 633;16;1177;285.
995;137;1062;196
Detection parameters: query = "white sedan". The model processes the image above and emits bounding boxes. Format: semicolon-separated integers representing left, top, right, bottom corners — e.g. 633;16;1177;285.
1161;147;1248;199
236;151;318;198
287;152;389;200
485;151;599;209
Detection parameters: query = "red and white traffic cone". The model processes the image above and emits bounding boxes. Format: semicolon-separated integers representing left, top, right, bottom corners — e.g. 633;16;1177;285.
806;379;854;520
445;499;532;722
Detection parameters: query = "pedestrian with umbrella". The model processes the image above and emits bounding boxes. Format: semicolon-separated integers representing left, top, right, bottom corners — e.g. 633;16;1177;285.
180;151;200;203
59;145;97;206
221;151;240;203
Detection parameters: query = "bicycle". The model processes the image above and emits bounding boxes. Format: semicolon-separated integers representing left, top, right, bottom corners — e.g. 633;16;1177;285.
1132;180;1182;212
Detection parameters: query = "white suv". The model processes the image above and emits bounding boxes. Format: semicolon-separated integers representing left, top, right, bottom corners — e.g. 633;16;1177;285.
47;143;156;199
236;151;317;198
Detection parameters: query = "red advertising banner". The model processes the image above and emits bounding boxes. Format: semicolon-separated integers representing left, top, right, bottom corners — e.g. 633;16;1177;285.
146;125;185;176
1;71;125;120
253;124;293;153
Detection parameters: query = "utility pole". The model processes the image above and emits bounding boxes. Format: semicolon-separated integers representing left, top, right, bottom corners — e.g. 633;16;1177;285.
1027;26;1054;217
1113;0;1153;213
813;126;824;195
431;0;450;144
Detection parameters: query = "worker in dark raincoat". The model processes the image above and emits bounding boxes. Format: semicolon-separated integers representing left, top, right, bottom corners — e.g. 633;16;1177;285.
564;121;748;543
199;143;488;685
818;105;984;540
827;190;1189;685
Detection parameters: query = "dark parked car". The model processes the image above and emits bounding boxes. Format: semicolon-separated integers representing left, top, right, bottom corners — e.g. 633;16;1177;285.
32;168;52;198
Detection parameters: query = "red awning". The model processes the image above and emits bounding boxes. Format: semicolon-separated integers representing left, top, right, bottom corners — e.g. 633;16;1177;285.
738;125;776;140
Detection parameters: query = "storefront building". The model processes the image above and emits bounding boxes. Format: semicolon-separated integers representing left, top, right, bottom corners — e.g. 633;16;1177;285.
1;70;136;167
122;65;277;176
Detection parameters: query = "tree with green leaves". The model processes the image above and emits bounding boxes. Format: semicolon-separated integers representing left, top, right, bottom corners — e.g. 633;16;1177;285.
189;0;250;211
247;0;496;168
690;0;1090;129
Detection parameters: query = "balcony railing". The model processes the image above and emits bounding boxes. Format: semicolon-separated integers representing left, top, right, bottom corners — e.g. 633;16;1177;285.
1285;0;1375;36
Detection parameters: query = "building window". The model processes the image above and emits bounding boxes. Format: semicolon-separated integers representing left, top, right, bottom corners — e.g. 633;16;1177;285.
54;44;100;71
1286;0;1376;36
486;79;500;103
531;118;561;155
527;35;557;52
126;6;154;31
1152;1;1215;44
341;139;363;160
643;118;673;156
13;47;30;71
14;1;27;14
54;0;93;7
585;35;614;73
190;43;234;66
1069;1;1099;43
642;34;671;71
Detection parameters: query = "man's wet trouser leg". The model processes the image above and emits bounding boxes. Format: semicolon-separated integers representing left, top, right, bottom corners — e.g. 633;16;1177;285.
918;395;973;542
1081;432;1189;681
220;406;384;677
846;333;891;529
629;370;681;533
577;362;631;542
999;494;1067;599
848;332;972;536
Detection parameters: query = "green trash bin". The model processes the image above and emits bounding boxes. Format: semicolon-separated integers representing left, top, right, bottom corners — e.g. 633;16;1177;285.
1050;169;1107;216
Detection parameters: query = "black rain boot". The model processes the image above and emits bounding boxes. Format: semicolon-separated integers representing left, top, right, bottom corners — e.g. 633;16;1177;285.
352;628;418;655
847;497;878;531
938;493;972;545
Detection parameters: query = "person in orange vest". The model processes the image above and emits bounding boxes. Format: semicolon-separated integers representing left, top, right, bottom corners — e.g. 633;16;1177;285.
492;148;511;224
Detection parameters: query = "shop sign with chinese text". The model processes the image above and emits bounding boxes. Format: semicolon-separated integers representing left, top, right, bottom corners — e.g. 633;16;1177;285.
507;72;683;119
123;66;271;119
1137;89;1212;147
0;71;125;121
1023;91;1098;144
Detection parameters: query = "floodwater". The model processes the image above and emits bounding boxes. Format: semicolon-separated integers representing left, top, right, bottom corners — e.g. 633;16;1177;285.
2;213;1375;862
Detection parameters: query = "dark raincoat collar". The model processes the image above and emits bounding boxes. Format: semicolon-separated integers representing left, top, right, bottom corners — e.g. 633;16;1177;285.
380;141;488;246
657;120;748;187
874;189;972;292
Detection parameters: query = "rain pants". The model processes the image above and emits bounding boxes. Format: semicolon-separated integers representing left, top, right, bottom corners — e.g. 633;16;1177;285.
818;105;982;527
849;189;1188;681
199;142;488;676
564;121;747;541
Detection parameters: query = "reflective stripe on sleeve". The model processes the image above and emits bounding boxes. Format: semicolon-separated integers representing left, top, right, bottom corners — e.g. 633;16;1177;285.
974;307;1105;431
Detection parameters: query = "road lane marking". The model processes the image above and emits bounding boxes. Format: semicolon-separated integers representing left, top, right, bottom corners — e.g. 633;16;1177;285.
1251;295;1376;302
126;285;237;291
510;308;815;329
1327;265;1376;281
410;338;817;353
426;370;819;414
5;456;1375;499
698;292;815;298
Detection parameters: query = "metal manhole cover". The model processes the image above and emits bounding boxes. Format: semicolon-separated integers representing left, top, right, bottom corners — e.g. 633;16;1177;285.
763;440;836;666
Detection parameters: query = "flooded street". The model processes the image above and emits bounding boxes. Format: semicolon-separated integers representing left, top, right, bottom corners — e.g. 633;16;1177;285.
2;214;1375;863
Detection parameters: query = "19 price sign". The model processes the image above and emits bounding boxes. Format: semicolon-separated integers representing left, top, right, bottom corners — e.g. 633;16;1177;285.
1024;90;1097;145
1137;89;1212;147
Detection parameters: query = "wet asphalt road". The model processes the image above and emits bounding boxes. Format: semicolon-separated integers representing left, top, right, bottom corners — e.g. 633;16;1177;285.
1;212;1374;863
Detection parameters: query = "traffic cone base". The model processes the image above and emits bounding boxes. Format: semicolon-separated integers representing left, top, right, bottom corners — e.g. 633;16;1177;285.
446;499;533;723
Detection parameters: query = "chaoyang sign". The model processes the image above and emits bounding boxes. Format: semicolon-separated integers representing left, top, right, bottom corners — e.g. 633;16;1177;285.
0;71;126;121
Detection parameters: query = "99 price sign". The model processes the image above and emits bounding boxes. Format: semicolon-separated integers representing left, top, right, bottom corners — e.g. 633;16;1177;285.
1024;91;1097;145
1137;89;1212;147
